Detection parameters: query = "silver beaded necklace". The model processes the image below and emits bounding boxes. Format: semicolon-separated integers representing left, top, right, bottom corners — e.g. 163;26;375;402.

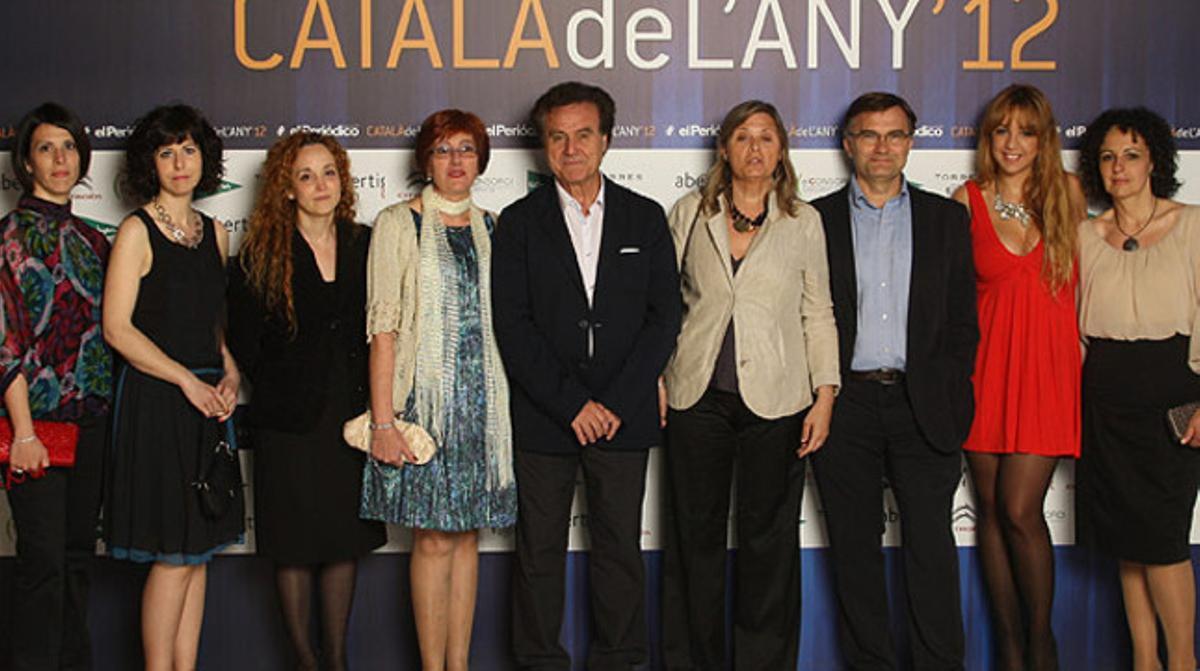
152;199;203;249
993;191;1031;228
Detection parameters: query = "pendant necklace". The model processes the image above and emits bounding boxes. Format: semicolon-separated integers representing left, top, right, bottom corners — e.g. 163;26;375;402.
730;194;769;233
993;191;1031;228
1114;197;1158;252
152;199;202;249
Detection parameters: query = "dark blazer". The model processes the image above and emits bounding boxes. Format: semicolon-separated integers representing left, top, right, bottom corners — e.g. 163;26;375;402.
227;220;371;433
812;184;978;453
492;178;682;454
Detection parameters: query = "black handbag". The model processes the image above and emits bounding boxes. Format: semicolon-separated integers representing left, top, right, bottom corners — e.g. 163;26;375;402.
192;422;242;520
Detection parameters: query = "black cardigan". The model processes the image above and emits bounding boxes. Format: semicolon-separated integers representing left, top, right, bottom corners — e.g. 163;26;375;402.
227;220;371;433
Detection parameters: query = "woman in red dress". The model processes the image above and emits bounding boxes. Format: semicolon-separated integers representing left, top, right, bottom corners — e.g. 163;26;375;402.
951;84;1086;671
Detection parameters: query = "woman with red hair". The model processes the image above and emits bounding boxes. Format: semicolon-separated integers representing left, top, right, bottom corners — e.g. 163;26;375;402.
228;132;385;670
360;109;515;670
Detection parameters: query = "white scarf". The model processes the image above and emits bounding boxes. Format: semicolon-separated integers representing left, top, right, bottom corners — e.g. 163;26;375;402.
413;185;514;488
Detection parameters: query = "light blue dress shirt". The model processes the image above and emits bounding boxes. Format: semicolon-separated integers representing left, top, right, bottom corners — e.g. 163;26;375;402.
849;177;912;371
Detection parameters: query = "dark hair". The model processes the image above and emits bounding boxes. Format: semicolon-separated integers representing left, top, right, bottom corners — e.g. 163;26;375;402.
1078;106;1180;205
413;108;491;179
841;92;918;137
531;81;616;140
121;104;224;203
12;102;92;193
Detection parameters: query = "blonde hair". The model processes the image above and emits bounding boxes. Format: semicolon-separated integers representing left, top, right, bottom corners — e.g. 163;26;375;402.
699;100;801;217
975;84;1080;291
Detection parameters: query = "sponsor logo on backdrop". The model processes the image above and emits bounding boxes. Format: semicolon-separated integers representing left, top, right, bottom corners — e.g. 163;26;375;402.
612;124;656;139
1;172;23;191
1045;508;1067;521
526;171;552;192
223;216;250;234
283;124;361;139
92;124;134;140
489;124;537;139
952;503;977;524
351;173;389;200
1174;127;1200;140
80;216;119;239
471;175;517;194
801;176;846;190
196;180;242;201
366;124;421;138
1064;124;1088;139
215;125;269;139
913;125;945;139
72;180;103;203
675;171;708;190
951;126;977;139
790;125;839;139
665;124;719;138
607;172;646;186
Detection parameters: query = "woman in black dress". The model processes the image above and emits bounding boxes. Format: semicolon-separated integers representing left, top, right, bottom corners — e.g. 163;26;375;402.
103;105;244;671
1;103;112;670
228;132;384;670
1077;107;1200;671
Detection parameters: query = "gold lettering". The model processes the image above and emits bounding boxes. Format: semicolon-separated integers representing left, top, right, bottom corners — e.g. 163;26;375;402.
290;0;347;69
503;0;559;69
387;0;444;68
234;0;283;70
361;0;372;68
453;0;500;68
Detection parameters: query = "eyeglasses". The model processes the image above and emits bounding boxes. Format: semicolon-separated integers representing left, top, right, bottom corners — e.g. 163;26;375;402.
847;130;912;146
431;144;478;159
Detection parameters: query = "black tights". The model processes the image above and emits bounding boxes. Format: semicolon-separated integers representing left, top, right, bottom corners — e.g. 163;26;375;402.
966;452;1060;671
275;560;357;671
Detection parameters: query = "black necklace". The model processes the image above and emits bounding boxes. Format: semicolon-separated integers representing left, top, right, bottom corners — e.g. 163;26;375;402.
730;195;769;233
1114;197;1158;252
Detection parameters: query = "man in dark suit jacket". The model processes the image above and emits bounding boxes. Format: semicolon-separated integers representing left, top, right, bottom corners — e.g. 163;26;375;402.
492;81;681;671
811;92;978;671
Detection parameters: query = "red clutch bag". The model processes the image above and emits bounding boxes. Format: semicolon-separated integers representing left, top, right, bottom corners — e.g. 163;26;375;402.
0;419;79;467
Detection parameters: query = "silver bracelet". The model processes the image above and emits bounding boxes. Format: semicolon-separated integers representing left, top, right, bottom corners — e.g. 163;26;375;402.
368;421;395;431
12;434;38;445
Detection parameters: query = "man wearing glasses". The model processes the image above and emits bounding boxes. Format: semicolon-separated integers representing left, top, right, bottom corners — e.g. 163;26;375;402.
811;92;978;671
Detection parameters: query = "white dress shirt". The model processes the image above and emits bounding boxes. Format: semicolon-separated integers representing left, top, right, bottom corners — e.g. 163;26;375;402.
556;177;606;307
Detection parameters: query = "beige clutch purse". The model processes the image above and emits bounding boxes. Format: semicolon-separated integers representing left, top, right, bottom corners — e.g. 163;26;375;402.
342;411;437;464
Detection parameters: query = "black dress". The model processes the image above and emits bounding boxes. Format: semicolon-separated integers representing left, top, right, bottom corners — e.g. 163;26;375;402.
1078;335;1200;564
105;210;245;564
227;221;384;563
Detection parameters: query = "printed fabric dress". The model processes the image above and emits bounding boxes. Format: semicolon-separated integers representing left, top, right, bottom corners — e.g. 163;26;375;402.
962;181;1081;456
105;210;244;564
360;214;517;531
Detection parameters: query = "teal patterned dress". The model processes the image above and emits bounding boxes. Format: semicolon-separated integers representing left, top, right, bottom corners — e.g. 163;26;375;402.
360;216;517;530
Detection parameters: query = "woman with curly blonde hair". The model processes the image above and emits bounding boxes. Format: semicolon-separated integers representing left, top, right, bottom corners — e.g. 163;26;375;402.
228;132;384;671
951;84;1085;671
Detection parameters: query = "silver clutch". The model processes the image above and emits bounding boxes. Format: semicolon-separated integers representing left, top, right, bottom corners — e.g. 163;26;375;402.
1166;401;1200;442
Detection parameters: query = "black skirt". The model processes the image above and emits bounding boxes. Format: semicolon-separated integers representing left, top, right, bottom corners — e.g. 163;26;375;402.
105;368;245;564
250;360;385;564
1078;335;1200;564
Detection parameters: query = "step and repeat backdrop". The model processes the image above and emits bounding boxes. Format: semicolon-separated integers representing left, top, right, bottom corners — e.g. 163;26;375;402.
0;0;1198;555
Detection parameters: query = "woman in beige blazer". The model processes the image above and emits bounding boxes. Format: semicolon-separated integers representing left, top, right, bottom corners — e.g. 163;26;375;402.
660;100;839;670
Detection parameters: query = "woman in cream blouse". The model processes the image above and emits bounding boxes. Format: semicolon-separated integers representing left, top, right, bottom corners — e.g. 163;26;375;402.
659;100;839;670
1077;107;1200;671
